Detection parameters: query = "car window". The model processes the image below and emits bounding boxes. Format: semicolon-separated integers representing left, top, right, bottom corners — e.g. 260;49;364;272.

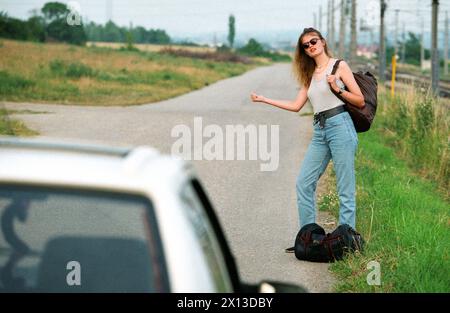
189;179;242;292
0;185;169;293
180;180;233;292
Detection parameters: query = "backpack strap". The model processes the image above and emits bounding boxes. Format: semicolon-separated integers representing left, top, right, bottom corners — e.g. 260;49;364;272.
301;232;312;253
329;59;346;103
330;59;342;75
323;234;338;261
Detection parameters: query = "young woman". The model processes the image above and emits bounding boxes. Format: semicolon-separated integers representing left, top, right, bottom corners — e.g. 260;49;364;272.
250;27;365;247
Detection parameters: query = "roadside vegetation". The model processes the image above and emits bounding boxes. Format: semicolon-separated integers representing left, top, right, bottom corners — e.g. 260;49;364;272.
0;39;260;106
0;108;38;136
319;88;449;292
0;3;291;107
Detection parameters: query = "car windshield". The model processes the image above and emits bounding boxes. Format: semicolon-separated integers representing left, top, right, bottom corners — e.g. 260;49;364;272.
0;185;168;293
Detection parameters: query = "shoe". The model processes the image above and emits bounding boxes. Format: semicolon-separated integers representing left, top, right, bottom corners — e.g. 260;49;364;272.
285;246;295;253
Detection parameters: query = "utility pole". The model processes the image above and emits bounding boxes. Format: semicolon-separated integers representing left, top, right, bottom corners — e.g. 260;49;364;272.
394;9;400;58
379;0;387;83
314;13;317;29
339;0;346;58
350;0;357;63
421;17;425;69
431;0;439;96
331;0;335;51
445;11;448;75
106;0;113;22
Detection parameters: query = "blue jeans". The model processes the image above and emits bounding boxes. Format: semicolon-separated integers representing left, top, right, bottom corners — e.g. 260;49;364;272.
296;110;358;229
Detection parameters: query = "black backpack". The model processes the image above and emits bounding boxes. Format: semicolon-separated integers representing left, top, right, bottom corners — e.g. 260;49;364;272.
329;59;378;133
294;223;365;263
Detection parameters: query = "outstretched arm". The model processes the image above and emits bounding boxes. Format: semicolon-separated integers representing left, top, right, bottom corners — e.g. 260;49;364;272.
250;86;308;112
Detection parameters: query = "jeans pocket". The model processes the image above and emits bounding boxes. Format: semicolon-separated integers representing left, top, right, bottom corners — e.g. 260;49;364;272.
325;112;345;127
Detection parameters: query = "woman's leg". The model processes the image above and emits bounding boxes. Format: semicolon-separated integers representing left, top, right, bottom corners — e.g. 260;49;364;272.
326;112;358;229
296;124;331;228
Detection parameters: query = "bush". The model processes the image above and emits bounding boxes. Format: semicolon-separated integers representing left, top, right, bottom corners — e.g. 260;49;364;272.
119;45;140;52
159;47;252;64
378;91;449;195
49;59;95;78
0;70;35;95
65;62;94;78
238;38;291;62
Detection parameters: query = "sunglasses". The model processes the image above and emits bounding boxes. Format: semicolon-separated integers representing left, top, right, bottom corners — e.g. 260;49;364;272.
302;37;320;49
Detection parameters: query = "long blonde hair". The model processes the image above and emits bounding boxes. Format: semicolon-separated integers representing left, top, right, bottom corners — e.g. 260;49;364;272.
293;27;333;88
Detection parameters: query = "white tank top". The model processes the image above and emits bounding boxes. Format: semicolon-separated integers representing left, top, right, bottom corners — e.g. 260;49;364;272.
307;58;345;114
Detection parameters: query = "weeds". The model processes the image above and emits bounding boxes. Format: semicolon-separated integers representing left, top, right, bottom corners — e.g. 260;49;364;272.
378;90;449;197
0;39;256;105
49;59;96;78
0;107;38;136
319;90;450;292
0;71;35;95
159;47;253;64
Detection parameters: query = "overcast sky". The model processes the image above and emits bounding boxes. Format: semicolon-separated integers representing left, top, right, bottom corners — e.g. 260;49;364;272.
1;0;448;41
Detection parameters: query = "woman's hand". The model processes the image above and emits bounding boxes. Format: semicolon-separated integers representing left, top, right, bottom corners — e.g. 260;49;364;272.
326;74;339;93
250;92;266;103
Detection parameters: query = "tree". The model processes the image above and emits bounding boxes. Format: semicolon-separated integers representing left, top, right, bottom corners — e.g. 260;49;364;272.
228;14;235;49
103;20;123;42
0;12;30;40
46;18;86;45
41;2;67;23
401;32;430;66
238;38;265;56
82;20;171;44
84;21;102;41
147;29;170;44
26;15;46;42
132;26;147;43
41;2;86;45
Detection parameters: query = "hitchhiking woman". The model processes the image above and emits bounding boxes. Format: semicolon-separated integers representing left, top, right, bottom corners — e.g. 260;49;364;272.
250;27;365;249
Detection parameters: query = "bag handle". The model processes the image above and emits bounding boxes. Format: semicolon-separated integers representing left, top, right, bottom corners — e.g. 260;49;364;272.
330;59;342;75
328;59;347;104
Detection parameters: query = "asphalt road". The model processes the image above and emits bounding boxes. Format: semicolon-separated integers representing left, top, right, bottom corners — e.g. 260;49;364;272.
4;63;336;292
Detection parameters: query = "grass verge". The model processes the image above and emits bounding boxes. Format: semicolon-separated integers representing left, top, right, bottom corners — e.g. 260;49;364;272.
0;108;38;136
319;91;449;292
0;39;261;106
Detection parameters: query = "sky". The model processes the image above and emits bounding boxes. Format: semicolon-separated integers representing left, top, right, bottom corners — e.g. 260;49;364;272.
1;0;449;45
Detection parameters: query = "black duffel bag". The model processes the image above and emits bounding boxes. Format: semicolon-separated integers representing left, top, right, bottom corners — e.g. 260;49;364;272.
294;223;365;263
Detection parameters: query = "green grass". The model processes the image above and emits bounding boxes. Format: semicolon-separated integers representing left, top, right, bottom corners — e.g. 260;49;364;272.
0;39;259;106
319;98;450;292
377;91;449;197
0;70;36;95
0;108;38;136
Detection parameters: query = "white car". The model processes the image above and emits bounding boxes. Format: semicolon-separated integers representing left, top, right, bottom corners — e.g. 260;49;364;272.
0;136;305;293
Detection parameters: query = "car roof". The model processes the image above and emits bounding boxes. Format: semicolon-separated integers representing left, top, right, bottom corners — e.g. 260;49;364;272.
0;136;195;194
0;136;230;292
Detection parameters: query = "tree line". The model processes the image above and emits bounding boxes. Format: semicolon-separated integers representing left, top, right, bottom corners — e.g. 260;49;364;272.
0;2;171;45
84;21;170;45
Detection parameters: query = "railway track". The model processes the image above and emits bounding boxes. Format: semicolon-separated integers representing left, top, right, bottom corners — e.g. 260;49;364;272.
350;61;450;98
